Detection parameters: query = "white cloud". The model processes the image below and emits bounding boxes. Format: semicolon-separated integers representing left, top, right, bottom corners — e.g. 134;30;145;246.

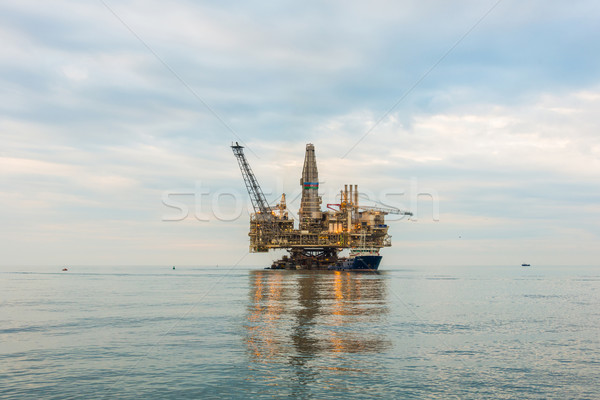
0;1;599;266
62;65;88;81
314;88;600;181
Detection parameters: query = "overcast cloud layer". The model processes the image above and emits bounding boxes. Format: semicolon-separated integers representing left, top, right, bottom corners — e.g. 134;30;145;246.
1;0;599;266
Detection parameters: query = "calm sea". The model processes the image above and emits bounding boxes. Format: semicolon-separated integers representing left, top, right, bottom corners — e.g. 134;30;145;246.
1;265;598;399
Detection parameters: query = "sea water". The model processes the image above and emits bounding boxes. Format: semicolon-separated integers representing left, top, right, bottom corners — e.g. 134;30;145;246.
1;265;598;399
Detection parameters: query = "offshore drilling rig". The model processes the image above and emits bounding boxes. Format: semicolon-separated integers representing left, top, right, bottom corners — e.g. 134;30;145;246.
231;143;411;270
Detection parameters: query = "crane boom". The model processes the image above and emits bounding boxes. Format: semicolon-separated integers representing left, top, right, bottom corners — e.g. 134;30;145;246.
231;142;271;219
359;205;413;216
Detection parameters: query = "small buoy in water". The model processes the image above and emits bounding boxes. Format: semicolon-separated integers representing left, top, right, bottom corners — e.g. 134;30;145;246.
172;266;175;270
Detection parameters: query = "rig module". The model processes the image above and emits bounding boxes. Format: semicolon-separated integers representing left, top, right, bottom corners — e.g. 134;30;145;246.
232;143;411;270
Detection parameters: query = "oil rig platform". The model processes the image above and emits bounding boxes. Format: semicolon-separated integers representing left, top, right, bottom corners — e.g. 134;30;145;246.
231;143;411;270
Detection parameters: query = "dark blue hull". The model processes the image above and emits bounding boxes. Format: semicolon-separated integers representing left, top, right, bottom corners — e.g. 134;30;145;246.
329;255;382;271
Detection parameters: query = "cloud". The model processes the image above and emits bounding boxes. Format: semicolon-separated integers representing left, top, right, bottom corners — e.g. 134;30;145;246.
0;1;599;265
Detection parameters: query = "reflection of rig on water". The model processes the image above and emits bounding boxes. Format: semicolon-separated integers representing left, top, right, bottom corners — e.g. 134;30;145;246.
245;270;390;363
232;143;411;270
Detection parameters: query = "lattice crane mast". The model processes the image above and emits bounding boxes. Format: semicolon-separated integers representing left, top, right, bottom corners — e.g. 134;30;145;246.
231;142;271;220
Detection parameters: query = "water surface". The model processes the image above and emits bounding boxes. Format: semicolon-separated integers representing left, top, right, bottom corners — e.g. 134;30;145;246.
1;265;598;399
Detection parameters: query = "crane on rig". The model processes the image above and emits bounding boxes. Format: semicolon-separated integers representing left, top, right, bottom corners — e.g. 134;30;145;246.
231;142;412;269
360;205;411;215
231;142;270;219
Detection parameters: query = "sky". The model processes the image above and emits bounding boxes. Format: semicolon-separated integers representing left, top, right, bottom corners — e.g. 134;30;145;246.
1;0;599;267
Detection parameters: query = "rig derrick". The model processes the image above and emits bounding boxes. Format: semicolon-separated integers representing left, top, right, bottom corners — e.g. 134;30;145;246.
231;142;411;270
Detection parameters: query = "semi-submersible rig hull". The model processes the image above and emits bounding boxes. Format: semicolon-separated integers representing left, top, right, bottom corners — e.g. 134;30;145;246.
231;143;411;270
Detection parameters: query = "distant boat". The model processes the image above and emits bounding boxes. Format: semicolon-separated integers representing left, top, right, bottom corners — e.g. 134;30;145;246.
521;263;531;267
62;268;68;271
172;266;176;270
